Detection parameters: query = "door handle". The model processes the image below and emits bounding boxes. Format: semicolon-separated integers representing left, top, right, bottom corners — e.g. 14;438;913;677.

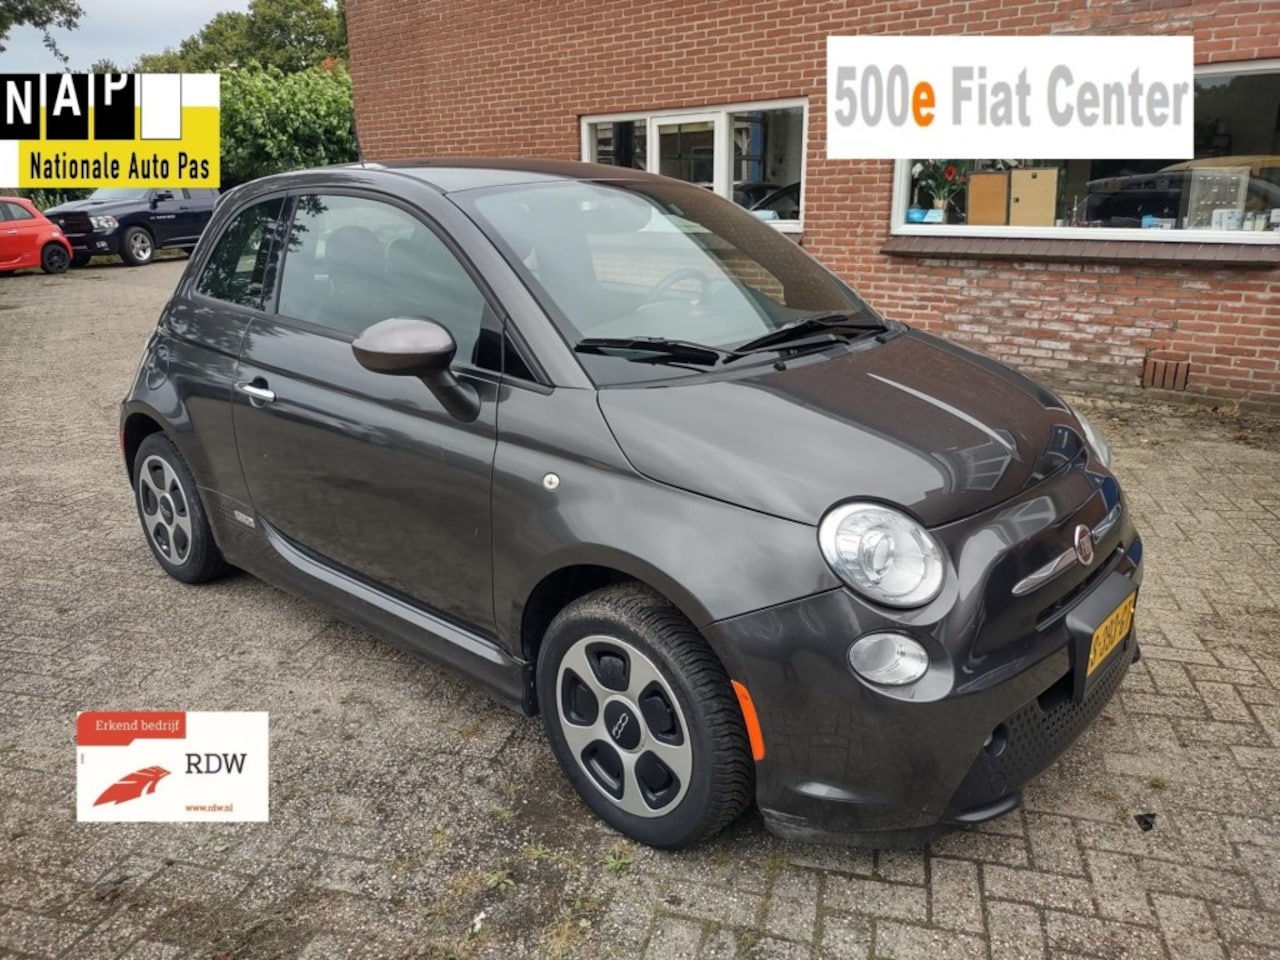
4;229;17;235
235;380;276;404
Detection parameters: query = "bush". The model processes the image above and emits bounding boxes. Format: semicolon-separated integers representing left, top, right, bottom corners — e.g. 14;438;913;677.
19;188;89;212
220;63;359;189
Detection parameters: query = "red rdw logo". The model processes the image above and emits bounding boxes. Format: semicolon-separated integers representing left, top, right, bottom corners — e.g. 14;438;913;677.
93;765;170;806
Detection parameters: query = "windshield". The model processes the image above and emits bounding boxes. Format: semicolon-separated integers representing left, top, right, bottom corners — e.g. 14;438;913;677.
88;188;150;201
456;179;880;383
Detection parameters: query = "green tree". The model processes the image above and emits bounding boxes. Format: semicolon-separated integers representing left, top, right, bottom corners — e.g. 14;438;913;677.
88;57;121;72
0;0;83;60
135;0;344;74
242;0;345;72
219;63;358;188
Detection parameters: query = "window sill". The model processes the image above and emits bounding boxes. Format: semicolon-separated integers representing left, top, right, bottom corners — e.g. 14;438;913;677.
882;234;1280;267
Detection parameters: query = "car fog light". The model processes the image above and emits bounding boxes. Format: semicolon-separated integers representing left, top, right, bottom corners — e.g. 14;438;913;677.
847;633;929;686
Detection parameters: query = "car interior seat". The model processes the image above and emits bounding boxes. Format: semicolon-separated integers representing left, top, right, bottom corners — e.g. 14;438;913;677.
319;224;387;335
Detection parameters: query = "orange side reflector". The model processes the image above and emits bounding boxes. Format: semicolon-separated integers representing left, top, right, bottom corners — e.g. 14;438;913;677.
731;680;766;762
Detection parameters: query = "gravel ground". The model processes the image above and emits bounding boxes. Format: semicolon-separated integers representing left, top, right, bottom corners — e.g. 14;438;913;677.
1;260;1278;960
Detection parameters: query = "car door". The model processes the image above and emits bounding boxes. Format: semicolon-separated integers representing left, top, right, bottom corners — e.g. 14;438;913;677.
146;189;185;245
186;189;218;243
0;203;19;267
170;189;207;245
232;191;501;631
0;201;41;268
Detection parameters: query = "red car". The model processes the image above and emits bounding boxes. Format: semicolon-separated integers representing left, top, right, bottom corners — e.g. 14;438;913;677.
0;197;73;274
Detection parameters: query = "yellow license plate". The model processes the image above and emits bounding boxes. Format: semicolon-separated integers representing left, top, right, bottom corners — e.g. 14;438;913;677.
1087;593;1137;676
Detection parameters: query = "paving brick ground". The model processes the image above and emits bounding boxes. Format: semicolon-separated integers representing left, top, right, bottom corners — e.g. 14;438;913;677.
1;261;1278;959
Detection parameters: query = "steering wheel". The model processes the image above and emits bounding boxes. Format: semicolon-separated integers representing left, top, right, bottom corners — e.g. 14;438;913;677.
643;267;709;305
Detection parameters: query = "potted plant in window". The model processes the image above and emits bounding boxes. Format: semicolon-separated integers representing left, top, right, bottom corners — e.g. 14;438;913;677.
911;160;968;223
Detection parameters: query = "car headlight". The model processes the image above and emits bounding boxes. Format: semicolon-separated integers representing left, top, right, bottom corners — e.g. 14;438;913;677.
847;633;930;685
90;215;118;231
1069;405;1111;467
818;502;945;608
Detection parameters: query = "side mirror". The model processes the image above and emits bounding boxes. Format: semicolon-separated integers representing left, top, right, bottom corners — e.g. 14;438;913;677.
352;317;479;422
152;190;174;205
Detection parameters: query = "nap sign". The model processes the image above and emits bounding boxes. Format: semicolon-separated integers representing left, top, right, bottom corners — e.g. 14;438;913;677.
1;73;220;187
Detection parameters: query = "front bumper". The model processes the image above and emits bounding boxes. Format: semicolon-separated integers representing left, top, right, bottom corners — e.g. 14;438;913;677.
704;520;1143;846
62;230;120;257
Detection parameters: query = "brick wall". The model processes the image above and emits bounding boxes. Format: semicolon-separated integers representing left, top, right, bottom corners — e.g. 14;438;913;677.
346;0;1280;411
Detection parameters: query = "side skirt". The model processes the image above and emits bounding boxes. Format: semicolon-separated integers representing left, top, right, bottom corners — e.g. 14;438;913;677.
208;492;534;714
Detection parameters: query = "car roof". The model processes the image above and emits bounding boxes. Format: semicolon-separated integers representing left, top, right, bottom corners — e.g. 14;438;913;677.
360;158;664;193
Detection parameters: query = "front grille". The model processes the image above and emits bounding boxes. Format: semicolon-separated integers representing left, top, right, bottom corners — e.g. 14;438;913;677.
52;212;94;241
945;637;1134;817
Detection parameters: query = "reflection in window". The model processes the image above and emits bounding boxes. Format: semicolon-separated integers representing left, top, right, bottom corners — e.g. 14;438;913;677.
905;68;1280;234
588;120;646;169
582;102;808;224
195;198;284;307
658;120;715;185
277;194;487;363
730;107;803;210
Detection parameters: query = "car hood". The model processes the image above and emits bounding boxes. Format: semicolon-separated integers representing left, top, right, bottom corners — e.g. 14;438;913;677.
596;330;1086;528
44;198;139;215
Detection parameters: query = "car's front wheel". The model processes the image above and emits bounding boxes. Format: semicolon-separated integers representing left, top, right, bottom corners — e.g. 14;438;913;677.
132;433;229;583
537;584;752;849
120;226;154;266
40;242;70;274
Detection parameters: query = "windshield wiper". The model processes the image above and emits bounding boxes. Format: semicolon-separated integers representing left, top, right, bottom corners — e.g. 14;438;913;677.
728;313;888;356
573;337;740;366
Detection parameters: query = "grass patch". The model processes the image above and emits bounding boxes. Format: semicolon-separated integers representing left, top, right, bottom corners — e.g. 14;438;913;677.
602;843;635;875
484;869;515;891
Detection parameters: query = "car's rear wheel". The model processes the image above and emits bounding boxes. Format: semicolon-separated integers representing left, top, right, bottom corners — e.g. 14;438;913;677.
120;226;154;266
40;243;70;274
70;253;92;268
132;433;229;583
536;584;752;849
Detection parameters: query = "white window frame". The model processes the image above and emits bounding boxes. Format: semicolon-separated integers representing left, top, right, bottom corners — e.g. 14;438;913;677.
581;98;809;234
889;59;1280;245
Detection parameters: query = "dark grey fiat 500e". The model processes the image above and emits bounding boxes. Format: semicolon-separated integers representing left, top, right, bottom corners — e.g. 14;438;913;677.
121;160;1143;849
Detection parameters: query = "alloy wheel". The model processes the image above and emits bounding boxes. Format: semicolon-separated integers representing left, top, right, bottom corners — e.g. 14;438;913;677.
556;634;693;817
129;231;153;262
43;245;70;274
137;454;192;565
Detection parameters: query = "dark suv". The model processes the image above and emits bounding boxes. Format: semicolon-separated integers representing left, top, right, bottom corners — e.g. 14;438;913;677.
121;160;1143;849
45;187;219;266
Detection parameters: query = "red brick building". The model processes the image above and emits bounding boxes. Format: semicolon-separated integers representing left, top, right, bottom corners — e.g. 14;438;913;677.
346;0;1280;411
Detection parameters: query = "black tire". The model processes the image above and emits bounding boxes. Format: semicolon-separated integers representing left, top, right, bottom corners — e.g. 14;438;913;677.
132;433;229;583
120;226;154;266
70;253;92;268
40;242;70;274
537;583;753;849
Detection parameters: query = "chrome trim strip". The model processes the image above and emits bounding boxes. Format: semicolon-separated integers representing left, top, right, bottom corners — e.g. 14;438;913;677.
261;518;509;665
1012;503;1124;597
1012;547;1078;596
1093;502;1123;540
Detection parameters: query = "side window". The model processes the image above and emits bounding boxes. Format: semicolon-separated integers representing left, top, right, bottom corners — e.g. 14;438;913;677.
277;194;489;364
1;202;35;221
196;198;284;308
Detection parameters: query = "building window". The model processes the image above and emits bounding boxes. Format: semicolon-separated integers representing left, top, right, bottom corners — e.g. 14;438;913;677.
893;62;1280;242
583;100;807;231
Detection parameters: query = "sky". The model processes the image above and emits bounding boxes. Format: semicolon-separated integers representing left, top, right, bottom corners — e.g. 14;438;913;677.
0;0;252;73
